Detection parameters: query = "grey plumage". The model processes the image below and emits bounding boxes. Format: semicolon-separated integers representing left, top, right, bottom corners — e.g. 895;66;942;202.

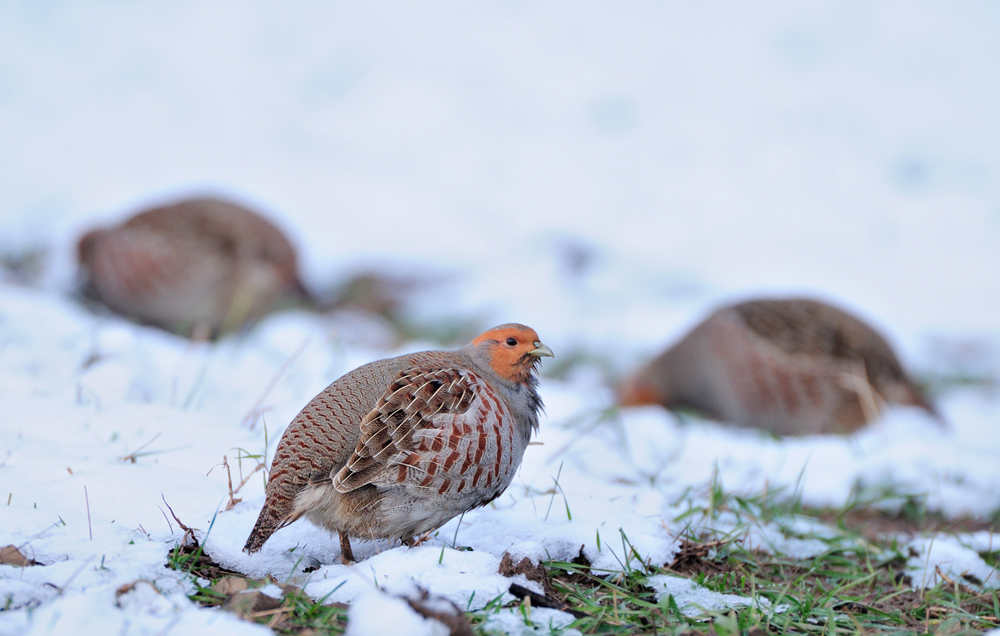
77;197;309;336
620;298;937;435
243;324;552;560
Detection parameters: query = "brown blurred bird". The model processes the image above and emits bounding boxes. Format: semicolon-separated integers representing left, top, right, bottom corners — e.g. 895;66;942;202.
77;197;310;337
243;323;553;562
619;298;938;435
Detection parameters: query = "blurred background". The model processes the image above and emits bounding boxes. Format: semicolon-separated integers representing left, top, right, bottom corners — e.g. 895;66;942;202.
1;0;998;389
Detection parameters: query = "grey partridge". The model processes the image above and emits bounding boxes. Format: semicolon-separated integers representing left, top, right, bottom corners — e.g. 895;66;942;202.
243;323;553;561
77;197;309;336
619;298;937;435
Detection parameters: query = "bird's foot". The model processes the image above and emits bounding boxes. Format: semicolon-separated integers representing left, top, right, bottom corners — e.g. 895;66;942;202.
403;532;434;548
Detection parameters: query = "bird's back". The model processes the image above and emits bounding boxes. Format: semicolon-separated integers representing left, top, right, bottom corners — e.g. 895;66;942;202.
78;197;306;334
626;298;932;435
707;299;922;433
731;299;909;385
125;198;300;279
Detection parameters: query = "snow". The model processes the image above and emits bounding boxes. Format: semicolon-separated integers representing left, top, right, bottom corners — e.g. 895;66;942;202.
2;1;1000;634
345;590;448;636
906;536;1000;590
647;575;787;617
480;607;580;636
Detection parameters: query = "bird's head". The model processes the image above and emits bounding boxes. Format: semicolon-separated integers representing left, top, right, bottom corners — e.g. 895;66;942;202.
471;323;554;385
617;374;662;407
76;228;106;266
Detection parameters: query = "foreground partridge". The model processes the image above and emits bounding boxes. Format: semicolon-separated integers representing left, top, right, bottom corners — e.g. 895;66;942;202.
77;197;309;336
243;324;553;561
619;298;937;435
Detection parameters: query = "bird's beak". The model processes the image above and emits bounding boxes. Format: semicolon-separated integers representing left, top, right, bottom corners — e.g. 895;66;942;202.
529;342;554;358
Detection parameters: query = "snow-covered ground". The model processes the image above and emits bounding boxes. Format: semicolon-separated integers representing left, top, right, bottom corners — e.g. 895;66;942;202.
2;1;999;634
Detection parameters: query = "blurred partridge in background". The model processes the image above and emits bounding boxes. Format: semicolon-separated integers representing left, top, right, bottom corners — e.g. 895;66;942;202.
619;298;937;435
243;323;553;562
77;197;310;337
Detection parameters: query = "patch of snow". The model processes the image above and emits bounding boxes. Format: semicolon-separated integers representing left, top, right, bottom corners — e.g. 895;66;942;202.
2;578;272;636
951;531;1000;554
741;521;833;560
647;574;788;617
345;588;448;636
480;607;581;636
1;2;1000;633
906;536;1000;590
302;546;518;611
256;583;285;600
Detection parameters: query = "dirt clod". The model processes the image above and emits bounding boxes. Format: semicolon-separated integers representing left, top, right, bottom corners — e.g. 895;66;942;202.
498;552;557;597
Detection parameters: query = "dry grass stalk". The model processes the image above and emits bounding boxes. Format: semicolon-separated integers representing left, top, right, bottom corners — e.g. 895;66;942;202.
119;433;162;464
217;455;264;511
161;494;197;546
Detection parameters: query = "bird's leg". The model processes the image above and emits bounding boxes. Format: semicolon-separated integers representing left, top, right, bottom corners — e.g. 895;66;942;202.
339;531;355;564
404;532;434;548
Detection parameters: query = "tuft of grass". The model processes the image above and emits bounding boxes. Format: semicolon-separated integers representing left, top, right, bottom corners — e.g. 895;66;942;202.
168;542;349;634
512;482;999;635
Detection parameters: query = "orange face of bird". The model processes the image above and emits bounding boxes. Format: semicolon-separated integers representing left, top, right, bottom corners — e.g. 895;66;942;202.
618;377;660;407
77;229;105;264
472;324;554;384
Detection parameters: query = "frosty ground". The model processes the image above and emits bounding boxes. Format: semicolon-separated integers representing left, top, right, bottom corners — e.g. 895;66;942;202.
1;282;998;635
2;1;1000;634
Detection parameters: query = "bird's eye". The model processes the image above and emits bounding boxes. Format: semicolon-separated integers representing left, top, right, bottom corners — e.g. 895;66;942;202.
505;337;517;346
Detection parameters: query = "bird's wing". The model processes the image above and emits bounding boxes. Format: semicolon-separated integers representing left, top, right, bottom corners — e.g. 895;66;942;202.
332;365;512;497
734;300;909;382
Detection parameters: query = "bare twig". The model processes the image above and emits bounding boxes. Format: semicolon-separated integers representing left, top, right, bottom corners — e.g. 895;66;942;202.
253;607;294;619
158;506;174;535
507;583;588;618
935;565;978;595
223;461;238;510
218;455;264;511
161;494;197;547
